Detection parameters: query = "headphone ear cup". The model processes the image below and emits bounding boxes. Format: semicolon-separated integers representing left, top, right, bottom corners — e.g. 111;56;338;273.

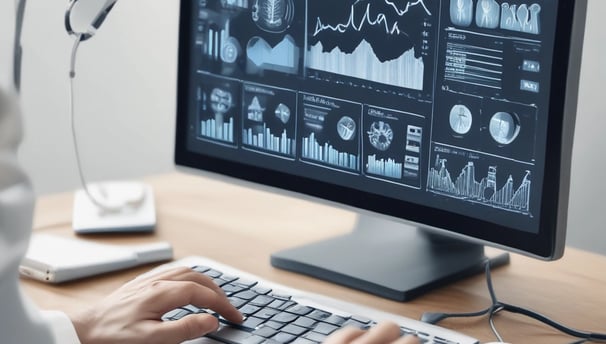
87;182;146;213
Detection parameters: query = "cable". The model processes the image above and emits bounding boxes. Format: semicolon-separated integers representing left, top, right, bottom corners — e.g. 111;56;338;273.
68;35;118;213
497;302;606;342
420;260;606;343
488;305;505;342
421;260;494;325
420;307;492;324
68;26;147;217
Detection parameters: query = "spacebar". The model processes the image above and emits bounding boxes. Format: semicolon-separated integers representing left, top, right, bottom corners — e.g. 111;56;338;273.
206;325;254;344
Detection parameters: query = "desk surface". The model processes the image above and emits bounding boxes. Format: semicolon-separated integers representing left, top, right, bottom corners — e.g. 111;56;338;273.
22;173;606;344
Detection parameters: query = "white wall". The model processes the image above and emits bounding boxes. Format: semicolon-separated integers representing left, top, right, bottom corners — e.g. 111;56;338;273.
8;0;179;194
2;1;605;255
566;0;606;255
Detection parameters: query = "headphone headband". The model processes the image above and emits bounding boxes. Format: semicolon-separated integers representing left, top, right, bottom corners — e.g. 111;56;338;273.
65;0;117;41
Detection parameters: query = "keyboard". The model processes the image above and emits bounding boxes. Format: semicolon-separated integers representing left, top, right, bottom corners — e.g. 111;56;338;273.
157;257;479;344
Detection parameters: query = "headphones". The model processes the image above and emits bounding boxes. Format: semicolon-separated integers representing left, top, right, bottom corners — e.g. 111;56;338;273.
13;0;117;91
64;0;147;214
65;0;117;41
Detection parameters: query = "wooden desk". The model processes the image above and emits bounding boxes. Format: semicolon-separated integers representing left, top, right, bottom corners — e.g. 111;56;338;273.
22;173;606;343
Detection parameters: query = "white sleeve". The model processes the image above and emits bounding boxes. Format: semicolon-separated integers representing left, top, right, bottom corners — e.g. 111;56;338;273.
0;88;79;344
41;311;82;344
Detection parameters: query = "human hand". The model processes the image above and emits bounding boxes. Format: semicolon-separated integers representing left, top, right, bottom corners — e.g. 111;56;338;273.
324;322;420;344
70;266;243;344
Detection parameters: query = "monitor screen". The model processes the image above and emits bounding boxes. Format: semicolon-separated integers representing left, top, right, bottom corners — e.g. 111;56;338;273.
175;0;586;267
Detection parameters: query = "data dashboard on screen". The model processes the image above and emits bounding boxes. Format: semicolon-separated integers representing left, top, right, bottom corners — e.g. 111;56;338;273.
182;0;559;235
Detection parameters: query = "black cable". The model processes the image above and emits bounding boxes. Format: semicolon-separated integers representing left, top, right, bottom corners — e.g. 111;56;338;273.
422;260;498;325
569;339;588;344
497;302;606;342
420;260;606;343
420;307;492;324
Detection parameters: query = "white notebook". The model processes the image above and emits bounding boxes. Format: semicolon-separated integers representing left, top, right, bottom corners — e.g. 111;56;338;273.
20;233;173;283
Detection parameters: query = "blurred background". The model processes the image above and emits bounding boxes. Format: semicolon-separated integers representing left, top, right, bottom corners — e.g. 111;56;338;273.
0;1;604;255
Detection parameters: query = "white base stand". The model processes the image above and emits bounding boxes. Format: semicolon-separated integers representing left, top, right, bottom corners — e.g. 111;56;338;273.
73;181;157;234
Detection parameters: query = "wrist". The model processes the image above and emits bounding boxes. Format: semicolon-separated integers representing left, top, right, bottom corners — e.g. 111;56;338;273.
69;310;96;344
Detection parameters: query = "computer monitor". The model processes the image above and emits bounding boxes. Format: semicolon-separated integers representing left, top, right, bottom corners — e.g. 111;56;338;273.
174;0;588;301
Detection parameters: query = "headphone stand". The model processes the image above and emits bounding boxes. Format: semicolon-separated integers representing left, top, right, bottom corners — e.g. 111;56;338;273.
72;181;156;234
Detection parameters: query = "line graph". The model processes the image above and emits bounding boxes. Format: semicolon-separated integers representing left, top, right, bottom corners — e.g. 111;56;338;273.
307;0;431;91
312;0;432;37
313;2;401;36
427;155;531;214
384;0;431;16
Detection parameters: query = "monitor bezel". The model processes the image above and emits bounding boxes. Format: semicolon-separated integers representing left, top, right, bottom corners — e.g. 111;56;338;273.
174;0;587;260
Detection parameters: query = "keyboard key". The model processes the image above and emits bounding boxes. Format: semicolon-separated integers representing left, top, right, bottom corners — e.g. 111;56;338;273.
204;269;223;278
241;335;266;344
192;265;211;273
434;337;455;344
270;293;292;300
240;316;266;330
221;275;239;283
233;279;258;288
292;338;317;344
307;309;332;321
215;277;236;287
234;290;259;300
276;300;297;311
351;315;372;324
263;320;286;330
271;312;299;323
268;299;287;309
239;304;261;316
170;309;192;320
401;326;416;335
341;319;370;329
312;322;339;335
252;286;272;295
161;308;186;321
263;339;283;344
255;308;280;319
229;297;249;309
293;317;317;329
249;295;276;307
252;325;278;338
285;304;314;316
281;324;308;336
208;326;254;344
223;283;246;295
273;332;297;343
323;314;347;326
303;331;328;342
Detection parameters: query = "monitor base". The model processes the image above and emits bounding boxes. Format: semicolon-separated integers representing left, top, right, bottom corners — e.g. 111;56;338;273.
271;214;510;301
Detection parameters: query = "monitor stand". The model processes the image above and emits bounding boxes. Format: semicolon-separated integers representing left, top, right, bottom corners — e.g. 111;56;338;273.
271;214;510;301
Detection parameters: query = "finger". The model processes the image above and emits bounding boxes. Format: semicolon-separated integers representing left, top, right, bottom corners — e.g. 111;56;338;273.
324;326;366;344
146;280;243;323
152;268;226;296
131;266;197;285
351;322;402;344
153;313;219;344
130;267;227;301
